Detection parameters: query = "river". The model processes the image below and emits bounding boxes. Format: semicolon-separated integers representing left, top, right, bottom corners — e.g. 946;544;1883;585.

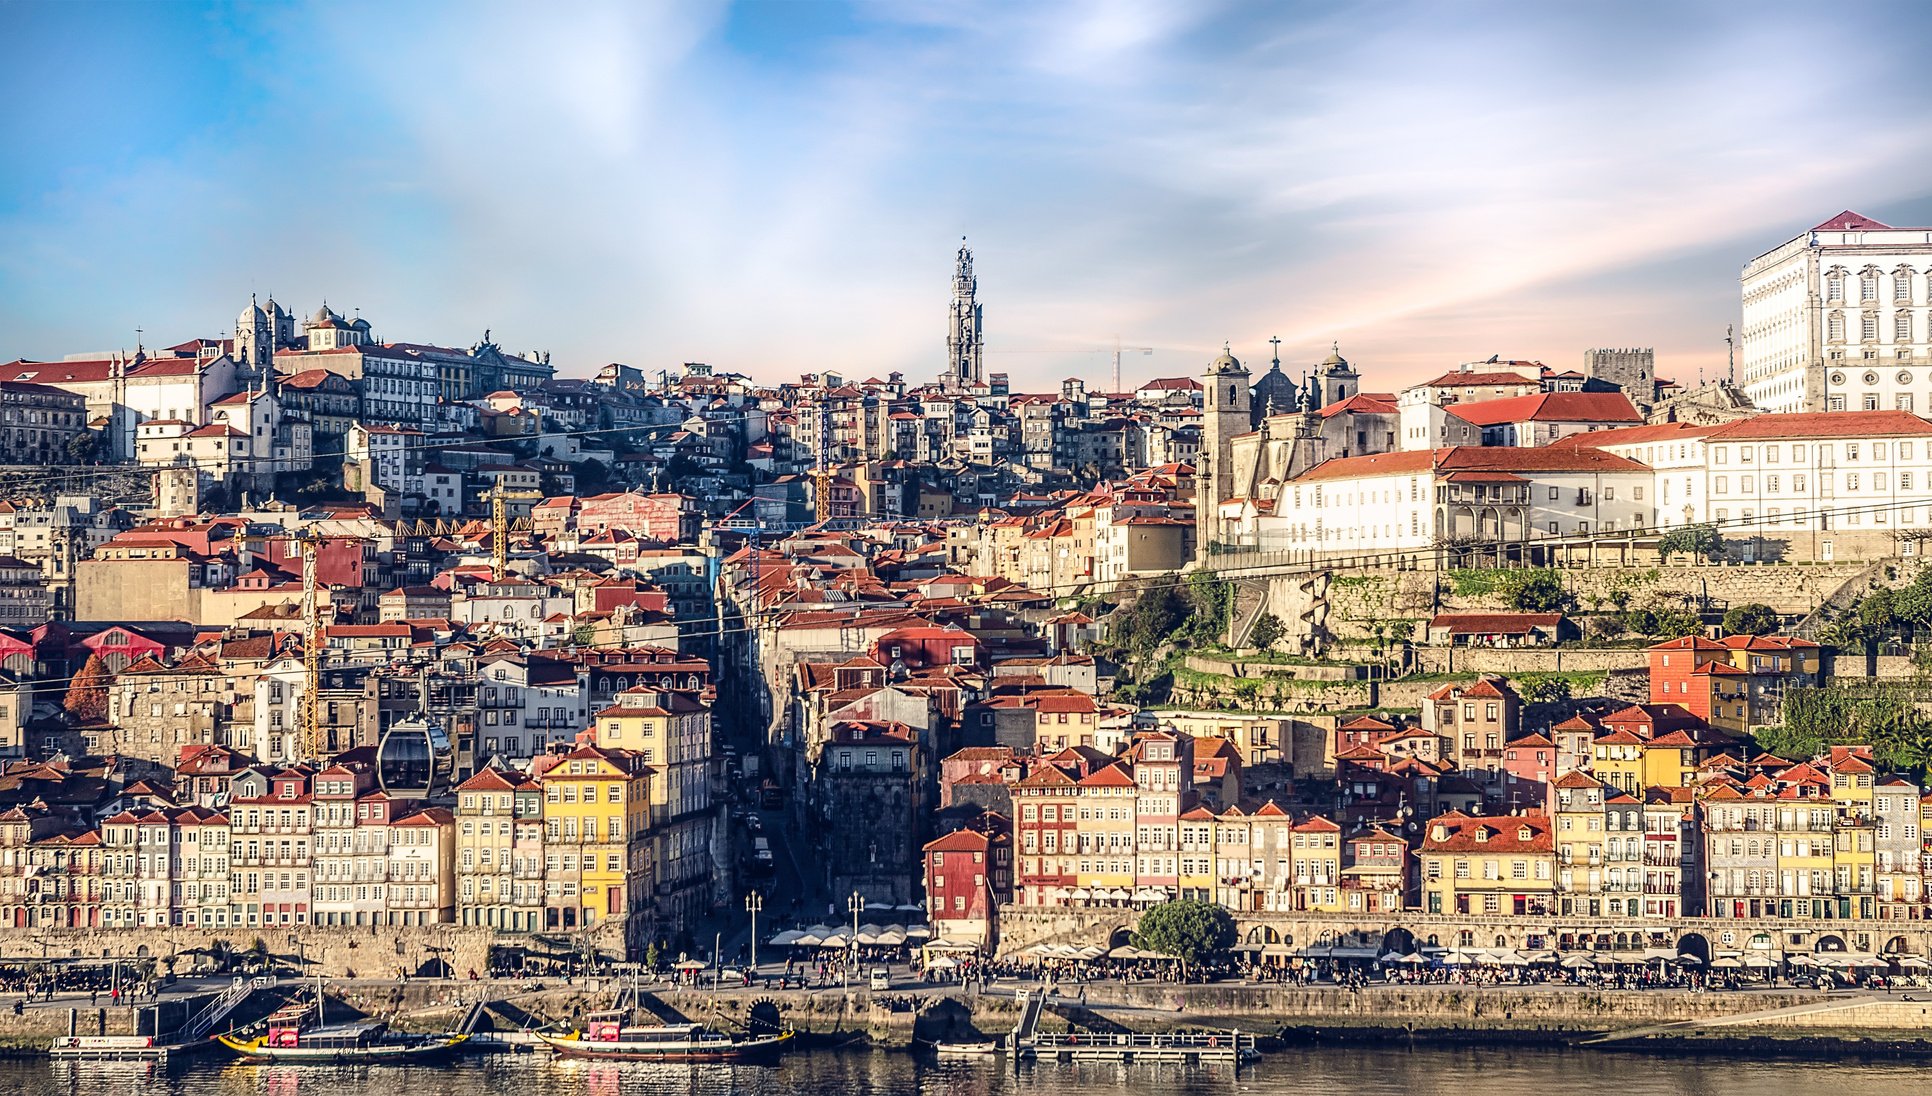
1;1046;1920;1096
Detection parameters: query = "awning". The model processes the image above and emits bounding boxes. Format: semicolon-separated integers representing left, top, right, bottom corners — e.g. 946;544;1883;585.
905;925;932;938
1710;957;1743;969
1897;956;1931;970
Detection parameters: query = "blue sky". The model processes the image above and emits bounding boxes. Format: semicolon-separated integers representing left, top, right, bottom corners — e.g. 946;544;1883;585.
4;1;1932;392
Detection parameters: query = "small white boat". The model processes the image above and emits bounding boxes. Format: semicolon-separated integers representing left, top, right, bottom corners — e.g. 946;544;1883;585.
931;1040;1002;1057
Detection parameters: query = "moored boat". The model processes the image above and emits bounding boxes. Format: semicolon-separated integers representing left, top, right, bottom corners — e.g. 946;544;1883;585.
537;1021;792;1062
930;1039;1002;1057
217;1020;469;1063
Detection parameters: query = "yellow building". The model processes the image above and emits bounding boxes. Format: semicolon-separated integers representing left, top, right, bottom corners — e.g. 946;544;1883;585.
534;744;653;949
1177;805;1219;903
1420;811;1555;917
591;687;714;934
1589;730;1645;796
1550;771;1606;914
1073;762;1137;900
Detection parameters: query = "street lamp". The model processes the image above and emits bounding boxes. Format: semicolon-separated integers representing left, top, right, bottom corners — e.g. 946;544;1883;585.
744;891;764;977
845;891;865;989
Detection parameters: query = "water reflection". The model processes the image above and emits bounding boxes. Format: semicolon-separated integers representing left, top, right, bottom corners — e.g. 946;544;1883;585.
17;1045;1932;1096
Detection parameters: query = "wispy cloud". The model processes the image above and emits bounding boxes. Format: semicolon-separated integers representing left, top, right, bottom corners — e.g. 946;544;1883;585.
1;0;1928;393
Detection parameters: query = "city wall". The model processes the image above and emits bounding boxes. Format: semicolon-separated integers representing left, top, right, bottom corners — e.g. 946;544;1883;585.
994;908;1932;960
0;924;517;980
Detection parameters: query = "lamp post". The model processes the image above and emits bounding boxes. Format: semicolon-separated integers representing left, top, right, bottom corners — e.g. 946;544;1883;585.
845;891;865;989
744;891;764;977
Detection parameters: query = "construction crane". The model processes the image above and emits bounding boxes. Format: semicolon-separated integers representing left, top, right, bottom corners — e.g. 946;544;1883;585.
985;338;1154;394
297;527;322;764
811;396;835;524
491;479;544;580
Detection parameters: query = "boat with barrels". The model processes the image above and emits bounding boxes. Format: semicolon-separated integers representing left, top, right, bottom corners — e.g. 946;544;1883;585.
537;1021;792;1062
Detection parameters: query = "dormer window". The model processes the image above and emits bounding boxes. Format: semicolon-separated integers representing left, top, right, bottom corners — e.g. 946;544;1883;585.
1518;827;1532;841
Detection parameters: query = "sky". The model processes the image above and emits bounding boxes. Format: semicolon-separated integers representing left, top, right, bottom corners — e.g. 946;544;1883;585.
4;1;1932;394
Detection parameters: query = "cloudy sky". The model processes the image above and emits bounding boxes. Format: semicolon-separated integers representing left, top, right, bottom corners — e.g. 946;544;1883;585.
4;1;1932;393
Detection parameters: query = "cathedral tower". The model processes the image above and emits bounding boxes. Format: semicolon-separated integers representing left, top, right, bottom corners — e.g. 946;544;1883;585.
1197;344;1251;552
945;240;984;390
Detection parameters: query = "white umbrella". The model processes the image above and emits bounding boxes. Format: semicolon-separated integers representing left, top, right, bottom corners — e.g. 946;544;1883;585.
925;956;958;971
1076;945;1105;961
1109;945;1145;960
1675;952;1705;965
790;931;823;947
877;928;907;947
674;959;707;971
1742;953;1777;969
769;930;806;947
819;932;849;948
905;925;932;938
1896;956;1930;970
1786;954;1816;968
1492;950;1530;966
1559;954;1596;970
1710;957;1743;970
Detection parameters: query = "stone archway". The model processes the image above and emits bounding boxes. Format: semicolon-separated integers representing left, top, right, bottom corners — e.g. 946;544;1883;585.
1882;935;1915;957
1676;933;1711;964
1814;934;1847;953
1246;925;1281;946
1380;928;1417;956
1107;927;1134;950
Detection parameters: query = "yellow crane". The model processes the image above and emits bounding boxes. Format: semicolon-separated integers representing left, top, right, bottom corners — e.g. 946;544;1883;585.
490;480;543;580
297;528;322;763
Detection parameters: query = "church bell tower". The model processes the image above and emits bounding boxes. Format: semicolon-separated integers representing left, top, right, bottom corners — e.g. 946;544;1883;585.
1197;344;1251;553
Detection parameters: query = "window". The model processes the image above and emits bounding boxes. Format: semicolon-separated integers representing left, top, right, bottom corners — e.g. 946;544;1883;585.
1828;313;1846;342
1863;313;1880;341
1899;313;1915;342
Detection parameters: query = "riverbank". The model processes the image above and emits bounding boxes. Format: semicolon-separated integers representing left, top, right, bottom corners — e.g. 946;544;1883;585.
12;978;1932;1061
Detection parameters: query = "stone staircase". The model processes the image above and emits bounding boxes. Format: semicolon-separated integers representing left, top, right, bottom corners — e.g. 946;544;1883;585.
1794;560;1887;640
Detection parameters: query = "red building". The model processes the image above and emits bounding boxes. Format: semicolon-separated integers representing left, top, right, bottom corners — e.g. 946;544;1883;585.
1647;636;1751;732
922;821;1012;950
872;625;982;672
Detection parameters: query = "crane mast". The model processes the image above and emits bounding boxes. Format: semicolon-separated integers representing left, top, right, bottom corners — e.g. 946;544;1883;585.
298;530;321;763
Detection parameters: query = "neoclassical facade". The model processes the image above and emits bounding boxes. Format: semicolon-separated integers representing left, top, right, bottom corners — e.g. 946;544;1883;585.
1741;210;1932;414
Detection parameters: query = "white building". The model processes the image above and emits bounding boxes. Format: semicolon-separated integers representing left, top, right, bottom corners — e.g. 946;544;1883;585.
1260;446;1654;565
1547;421;1717;529
1701;410;1932;561
1741;210;1932;414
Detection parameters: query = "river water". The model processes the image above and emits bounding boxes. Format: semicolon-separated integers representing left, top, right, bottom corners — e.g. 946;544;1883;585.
1;1046;1920;1096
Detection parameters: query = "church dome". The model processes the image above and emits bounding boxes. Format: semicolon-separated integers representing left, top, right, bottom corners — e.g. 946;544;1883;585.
1208;343;1244;374
1321;345;1350;369
311;304;335;325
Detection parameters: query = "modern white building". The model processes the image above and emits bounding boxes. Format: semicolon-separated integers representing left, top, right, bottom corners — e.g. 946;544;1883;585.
1741;211;1932;414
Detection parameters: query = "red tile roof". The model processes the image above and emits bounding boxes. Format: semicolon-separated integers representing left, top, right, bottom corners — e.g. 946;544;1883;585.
1704;410;1932;441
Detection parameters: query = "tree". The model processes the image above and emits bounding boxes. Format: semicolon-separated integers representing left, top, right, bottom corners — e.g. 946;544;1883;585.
1130;899;1235;977
1721;602;1781;636
1249;612;1285;651
64;653;111;724
571;622;598;647
1657;523;1724;563
1505;571;1567;613
65;432;101;464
